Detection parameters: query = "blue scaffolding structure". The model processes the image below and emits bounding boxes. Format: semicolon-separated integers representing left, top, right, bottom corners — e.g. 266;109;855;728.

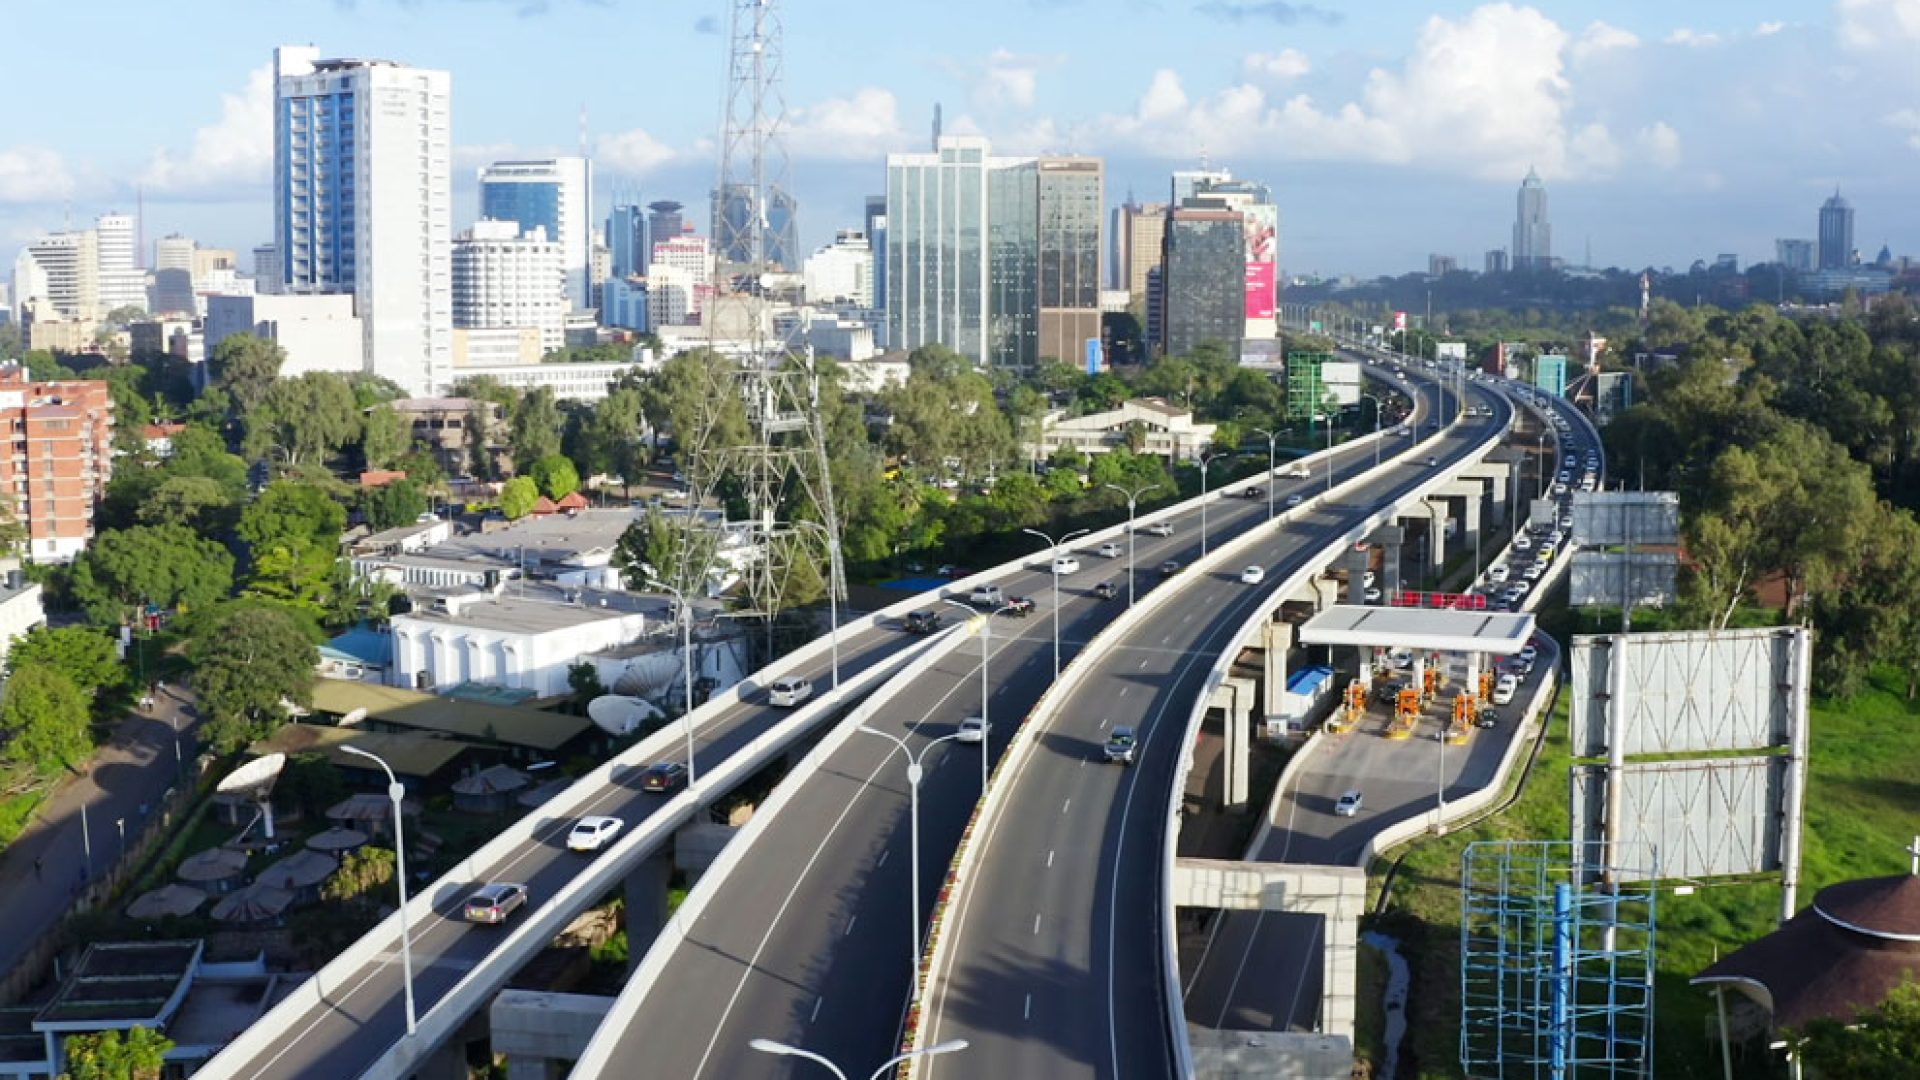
1460;840;1658;1078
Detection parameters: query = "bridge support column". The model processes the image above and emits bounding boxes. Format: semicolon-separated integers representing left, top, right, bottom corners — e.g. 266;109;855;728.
1344;543;1369;603
624;848;673;969
1262;619;1293;720
1465;462;1511;526
1369;525;1404;599
1215;676;1255;809
492;991;615;1080
1424;500;1448;569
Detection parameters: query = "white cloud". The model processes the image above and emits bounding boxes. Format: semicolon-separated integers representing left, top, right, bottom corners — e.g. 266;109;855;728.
1885;107;1920;150
788;87;907;160
1244;48;1312;81
141;63;273;196
1837;0;1920;49
0;147;77;203
1079;4;1680;182
1755;20;1786;35
976;49;1050;110
1665;28;1724;47
1636;122;1683;167
1571;20;1640;64
596;128;680;174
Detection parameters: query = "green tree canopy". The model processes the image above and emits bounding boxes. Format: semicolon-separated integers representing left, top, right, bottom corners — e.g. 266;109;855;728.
527;454;581;500
238;482;347;556
190;604;319;752
211;333;284;415
7;627;129;697
59;1027;173;1080
70;525;235;626
500;476;539;519
1794;978;1920;1077
0;665;94;777
612;506;716;596
362;479;429;531
320;845;396;906
137;475;238;532
509;387;564;469
360;404;411;471
249;372;362;466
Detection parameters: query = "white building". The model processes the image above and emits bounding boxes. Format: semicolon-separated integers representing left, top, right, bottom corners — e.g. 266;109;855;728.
803;230;874;307
15;232;98;321
273;45;453;397
153;235;195;273
94;213;146;314
478;157;592;311
1031;397;1218;463
803;314;877;362
205;293;365;378
0;568;47;662
650;236;710;290
460;359;651;402
647;263;699;328
451;220;564;356
390;586;656;697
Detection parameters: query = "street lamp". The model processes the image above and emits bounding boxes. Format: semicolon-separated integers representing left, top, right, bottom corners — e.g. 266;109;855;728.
1536;432;1551;499
1021;527;1089;678
338;745;418;1036
1102;483;1161;607
1250;428;1279;521
1197;454;1220;558
748;1037;970;1080
940;597;1005;795
1358;393;1386;469
789;520;843;691
859;727;970;1001
646;577;699;786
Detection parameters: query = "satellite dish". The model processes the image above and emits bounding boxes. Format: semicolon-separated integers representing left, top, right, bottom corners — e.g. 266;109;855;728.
587;695;662;737
216;753;288;841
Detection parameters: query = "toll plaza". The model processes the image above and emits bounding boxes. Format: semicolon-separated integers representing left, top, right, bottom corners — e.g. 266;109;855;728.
1298;603;1536;745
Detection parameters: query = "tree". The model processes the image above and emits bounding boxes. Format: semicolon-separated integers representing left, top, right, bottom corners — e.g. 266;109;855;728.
238;482;347;555
528;454;581;500
249;372;362;466
500;476;539;519
7;627;129;697
1794;978;1920;1076
70;525;235;627
320;846;396;906
567;661;605;708
612;506;717;595
0;665;94;777
360;404;411;470
59;1027;173;1080
275;752;348;820
190;605;319;752
510;387;564;469
362;479;429;530
211;333;284;415
137;475;237;532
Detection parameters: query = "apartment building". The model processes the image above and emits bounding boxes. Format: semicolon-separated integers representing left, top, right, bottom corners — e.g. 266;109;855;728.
0;364;114;562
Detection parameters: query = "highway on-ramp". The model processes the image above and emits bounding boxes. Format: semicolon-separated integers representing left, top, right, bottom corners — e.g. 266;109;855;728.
906;374;1510;1079
571;369;1447;1080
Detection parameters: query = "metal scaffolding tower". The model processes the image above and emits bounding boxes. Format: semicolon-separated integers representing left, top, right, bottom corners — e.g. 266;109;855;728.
682;0;843;645
1460;840;1658;1079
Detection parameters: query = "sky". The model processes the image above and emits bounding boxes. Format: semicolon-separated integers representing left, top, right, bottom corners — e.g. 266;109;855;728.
4;0;1918;278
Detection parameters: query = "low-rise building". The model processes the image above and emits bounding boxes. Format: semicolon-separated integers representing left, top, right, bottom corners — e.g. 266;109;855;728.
388;397;507;480
389;585;659;698
0;364;114;562
0;567;46;662
205;294;364;378
1029;396;1217;463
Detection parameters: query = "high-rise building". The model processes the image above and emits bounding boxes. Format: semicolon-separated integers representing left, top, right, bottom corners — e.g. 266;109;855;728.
1160;207;1244;358
986;161;1039;368
649;236;711;324
1485;249;1509;274
1181;174;1279;344
712;184;800;271
14;232;99;321
1118;202;1168;314
206;294;365;378
1512;168;1551;270
0;362;114;563
252;243;282;295
94;214;146;313
1429;254;1458;277
479;157;592;308
1775;239;1814;272
864;195;888;312
272;45;452;396
803;230;874;307
1171;168;1232;206
644;201;685;274
153;235;195;273
607;205;647;282
1034;157;1103;367
452;220;565;356
1818;192;1854;270
887;135;999;365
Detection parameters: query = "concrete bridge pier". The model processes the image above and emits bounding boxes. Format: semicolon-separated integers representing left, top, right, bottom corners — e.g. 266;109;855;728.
623;848;674;971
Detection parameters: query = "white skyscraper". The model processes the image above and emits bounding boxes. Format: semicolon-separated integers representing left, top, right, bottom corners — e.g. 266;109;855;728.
478;157;592;310
802;230;874;307
1513;168;1552;271
95;213;147;314
14;232;98;321
273;45;452;396
452;220;565;355
153;235;195;273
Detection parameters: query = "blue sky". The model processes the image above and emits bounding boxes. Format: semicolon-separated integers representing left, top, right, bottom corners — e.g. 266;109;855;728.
4;0;1918;277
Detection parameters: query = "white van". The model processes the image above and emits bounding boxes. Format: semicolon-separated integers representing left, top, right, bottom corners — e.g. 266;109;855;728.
768;676;814;707
1492;674;1519;705
1487;564;1510;584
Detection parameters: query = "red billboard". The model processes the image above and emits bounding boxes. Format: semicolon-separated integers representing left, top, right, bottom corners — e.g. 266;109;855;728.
1390;590;1488;611
1244;262;1276;320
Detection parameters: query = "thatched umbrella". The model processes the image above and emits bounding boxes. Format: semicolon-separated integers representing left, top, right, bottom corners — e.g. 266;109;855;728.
126;884;207;920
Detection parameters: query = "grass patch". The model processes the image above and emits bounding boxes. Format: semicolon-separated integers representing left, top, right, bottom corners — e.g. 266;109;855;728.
1367;663;1920;1079
0;787;48;850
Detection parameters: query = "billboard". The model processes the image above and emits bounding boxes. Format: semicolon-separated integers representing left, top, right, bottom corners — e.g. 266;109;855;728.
1568;627;1805;758
1244;263;1276;320
1319;360;1362;406
1435;341;1467;361
1084;337;1102;376
1572;757;1787;881
1393;311;1408;331
1534;354;1568;397
1242;203;1278;330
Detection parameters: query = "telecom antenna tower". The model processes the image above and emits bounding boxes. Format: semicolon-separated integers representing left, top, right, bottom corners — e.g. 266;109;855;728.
685;0;844;650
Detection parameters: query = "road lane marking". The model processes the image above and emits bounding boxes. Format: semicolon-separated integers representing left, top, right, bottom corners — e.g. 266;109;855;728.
844;915;857;937
1118;687;1129;698
1033;914;1041;935
1046;850;1054;868
1139;658;1149;670
812;996;824;1023
877;849;889;868
1025;993;1033;1020
1062;799;1071;814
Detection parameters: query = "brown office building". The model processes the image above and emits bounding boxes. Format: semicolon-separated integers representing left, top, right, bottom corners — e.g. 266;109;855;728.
0;363;114;562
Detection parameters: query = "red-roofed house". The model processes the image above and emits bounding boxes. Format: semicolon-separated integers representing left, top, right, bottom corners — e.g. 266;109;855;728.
142;422;187;458
360;470;409;489
554;491;590;511
530;496;559;516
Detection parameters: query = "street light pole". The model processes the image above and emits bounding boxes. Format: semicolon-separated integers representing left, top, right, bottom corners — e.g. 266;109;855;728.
940;597;1000;795
859;727;969;1002
646;578;699;785
1198;455;1219;557
1021;527;1088;678
748;1037;970;1080
1358;394;1385;470
339;745;417;1036
1103;483;1161;608
790;521;842;690
1251;429;1278;521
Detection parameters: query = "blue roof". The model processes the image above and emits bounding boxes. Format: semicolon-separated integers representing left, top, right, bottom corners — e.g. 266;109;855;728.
1286;665;1336;694
323;626;392;667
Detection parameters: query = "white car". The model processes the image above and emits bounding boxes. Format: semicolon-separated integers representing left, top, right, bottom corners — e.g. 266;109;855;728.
566;816;625;853
1519;644;1539;664
956;716;987;744
1513;534;1533;551
768;676;814;707
1286;465;1311;479
1487;564;1509;584
1492;674;1519;705
1285;494;1304;509
1144;521;1174;537
1051;556;1081;575
1334;789;1364;817
1524;563;1545;582
1240;565;1265;585
1096;542;1122;559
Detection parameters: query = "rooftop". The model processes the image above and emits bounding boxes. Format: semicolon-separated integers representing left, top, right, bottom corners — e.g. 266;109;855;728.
397;588;659;635
1299;605;1537;655
309;680;589;752
35;941;200;1029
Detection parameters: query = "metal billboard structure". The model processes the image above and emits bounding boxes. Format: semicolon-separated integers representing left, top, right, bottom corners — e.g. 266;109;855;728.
1568;555;1676;609
1569;492;1678;548
1460;840;1658;1080
1568;628;1810;917
1568;492;1679;613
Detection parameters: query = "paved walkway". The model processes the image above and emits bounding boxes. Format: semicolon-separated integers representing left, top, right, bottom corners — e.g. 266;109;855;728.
0;686;200;990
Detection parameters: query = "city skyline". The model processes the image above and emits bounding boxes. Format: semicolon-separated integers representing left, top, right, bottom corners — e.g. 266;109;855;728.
1;1;1917;277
